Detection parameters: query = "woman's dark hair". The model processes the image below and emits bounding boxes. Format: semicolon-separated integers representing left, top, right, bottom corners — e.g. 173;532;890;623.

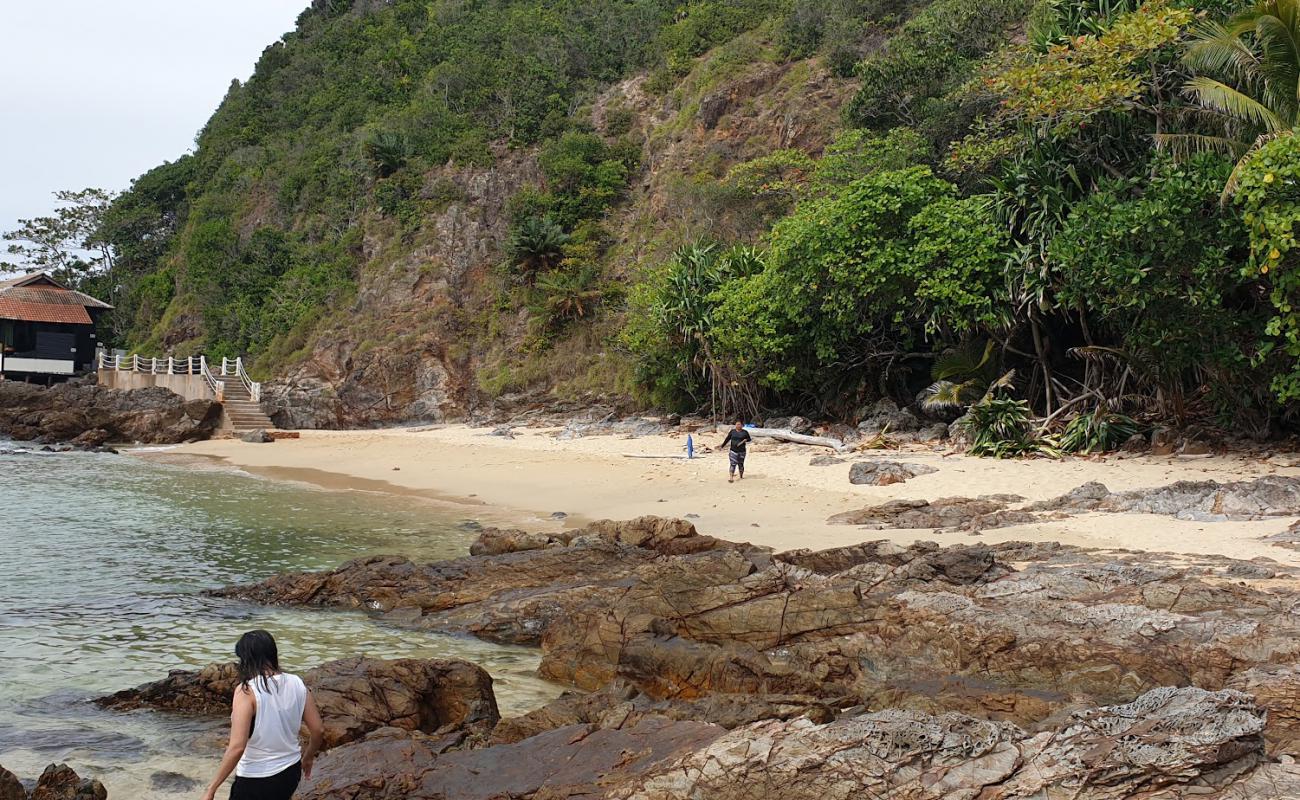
235;629;281;692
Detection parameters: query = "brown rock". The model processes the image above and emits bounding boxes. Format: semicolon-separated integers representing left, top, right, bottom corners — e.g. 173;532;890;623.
299;718;725;800
0;766;25;800
0;382;221;445
827;495;1036;531
97;657;498;749
847;460;937;486
29;764;106;800
1227;665;1300;757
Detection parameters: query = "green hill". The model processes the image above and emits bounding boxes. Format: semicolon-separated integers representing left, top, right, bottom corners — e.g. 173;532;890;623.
63;0;1300;437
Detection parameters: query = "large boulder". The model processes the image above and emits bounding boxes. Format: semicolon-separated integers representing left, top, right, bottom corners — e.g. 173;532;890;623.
0;382;220;444
97;657;498;748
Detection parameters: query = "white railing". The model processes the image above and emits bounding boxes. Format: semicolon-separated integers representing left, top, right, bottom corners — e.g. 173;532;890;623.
219;356;261;402
98;351;237;402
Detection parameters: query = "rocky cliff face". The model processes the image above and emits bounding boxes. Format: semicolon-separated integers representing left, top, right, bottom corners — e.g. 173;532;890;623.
262;56;855;429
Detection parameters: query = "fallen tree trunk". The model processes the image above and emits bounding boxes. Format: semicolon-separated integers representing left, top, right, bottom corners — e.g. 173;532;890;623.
748;428;847;452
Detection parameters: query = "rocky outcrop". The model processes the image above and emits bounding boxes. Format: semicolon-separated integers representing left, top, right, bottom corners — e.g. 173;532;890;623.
1226;665;1300;757
298;718;725;800
212;517;758;646
1030;475;1300;521
6;764;107;800
490;684;833;745
97;657;498;748
0;381;220;445
847;459;937;486
827;494;1034;531
612;687;1267;800
0;767;24;800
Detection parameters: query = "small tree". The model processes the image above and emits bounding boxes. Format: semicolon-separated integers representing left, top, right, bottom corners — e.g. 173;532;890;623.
2;188;118;283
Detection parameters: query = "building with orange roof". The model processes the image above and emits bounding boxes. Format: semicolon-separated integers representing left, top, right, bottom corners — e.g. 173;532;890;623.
0;272;112;381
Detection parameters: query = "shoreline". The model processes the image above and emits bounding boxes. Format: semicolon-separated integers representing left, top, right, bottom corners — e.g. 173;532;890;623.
141;424;1300;567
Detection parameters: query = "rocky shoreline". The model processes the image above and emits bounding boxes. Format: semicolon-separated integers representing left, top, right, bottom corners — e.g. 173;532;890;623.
0;380;220;446
37;510;1300;798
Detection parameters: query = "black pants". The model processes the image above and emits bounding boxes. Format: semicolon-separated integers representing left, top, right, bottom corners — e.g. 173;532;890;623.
230;762;301;800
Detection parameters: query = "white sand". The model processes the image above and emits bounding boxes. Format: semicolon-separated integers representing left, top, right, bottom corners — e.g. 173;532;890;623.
149;426;1300;566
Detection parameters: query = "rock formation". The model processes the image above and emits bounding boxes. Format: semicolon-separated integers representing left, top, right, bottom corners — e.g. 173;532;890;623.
847;459;938;485
0;764;106;800
0;381;220;445
97;657;498;748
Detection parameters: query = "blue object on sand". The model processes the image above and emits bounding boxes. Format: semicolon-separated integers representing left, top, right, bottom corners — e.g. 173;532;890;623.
686;434;694;459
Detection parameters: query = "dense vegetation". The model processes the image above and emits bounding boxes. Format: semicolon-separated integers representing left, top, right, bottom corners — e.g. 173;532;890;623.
9;0;1300;441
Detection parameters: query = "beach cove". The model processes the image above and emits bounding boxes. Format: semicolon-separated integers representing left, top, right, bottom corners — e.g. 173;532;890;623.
157;424;1300;567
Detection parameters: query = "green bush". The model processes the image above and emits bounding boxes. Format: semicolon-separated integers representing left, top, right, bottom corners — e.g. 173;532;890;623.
1057;409;1140;453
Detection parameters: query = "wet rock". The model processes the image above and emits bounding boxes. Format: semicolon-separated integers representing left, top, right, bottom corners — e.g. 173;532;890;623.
0;766;24;800
239;428;272;443
613;687;1266;800
29;763;106;800
68;429;109;449
828;495;1036;531
0;382;221;445
298;718;725;800
847;460;938;486
148;771;199;793
97;657;498;749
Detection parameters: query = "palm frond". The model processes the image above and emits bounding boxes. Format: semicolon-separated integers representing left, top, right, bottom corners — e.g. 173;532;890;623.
1184;77;1289;132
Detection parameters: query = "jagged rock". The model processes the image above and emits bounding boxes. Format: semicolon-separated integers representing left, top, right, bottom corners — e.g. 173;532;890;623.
491;685;834;745
29;764;107;800
1151;426;1178;455
1227;665;1300;757
0;766;24;800
97;657;498;748
1182;438;1214;455
612;688;1266;800
828;495;1035;531
809;454;844;466
856;401;921;436
260;377;343;430
847;460;938;486
240;428;272;443
149;771;200;793
68;428;109;449
0;382;220;445
468;528;561;556
298;718;725;800
1030;475;1300;520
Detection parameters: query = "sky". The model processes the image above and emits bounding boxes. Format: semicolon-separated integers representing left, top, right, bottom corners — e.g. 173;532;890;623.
0;0;308;253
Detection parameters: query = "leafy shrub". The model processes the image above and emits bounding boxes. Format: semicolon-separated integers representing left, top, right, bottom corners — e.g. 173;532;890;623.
363;132;409;178
509;217;570;279
1057;409;1140;453
963;396;1056;457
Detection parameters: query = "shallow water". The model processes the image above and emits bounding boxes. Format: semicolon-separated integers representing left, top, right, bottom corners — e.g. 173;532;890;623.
0;443;560;797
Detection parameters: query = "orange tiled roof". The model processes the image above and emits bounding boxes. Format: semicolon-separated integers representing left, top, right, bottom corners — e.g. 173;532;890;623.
0;273;111;324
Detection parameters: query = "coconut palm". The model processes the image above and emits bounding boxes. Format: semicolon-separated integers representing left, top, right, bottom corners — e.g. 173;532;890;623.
1158;0;1300;195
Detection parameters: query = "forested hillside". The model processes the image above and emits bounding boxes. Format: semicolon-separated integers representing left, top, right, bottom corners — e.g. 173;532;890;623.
29;0;1300;438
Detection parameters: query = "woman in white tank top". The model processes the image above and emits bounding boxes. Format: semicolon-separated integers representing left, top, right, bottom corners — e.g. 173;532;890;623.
202;630;325;800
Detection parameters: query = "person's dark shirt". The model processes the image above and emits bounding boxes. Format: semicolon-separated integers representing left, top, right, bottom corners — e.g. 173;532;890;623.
722;428;751;453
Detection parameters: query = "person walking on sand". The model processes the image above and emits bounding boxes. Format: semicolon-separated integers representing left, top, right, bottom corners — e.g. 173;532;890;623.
202;630;325;800
720;420;752;483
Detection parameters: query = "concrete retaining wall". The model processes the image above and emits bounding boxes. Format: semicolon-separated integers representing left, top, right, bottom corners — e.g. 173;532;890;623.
97;369;215;403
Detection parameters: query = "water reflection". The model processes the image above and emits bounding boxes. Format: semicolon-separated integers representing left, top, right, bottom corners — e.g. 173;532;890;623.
0;445;560;798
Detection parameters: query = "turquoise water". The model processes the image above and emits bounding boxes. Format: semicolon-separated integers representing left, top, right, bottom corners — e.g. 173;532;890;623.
0;443;559;797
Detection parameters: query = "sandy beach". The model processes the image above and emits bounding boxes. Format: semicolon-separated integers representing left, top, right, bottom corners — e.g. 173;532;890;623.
141;425;1300;567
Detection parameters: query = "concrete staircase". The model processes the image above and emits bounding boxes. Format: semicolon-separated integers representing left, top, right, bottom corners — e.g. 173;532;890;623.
221;381;275;433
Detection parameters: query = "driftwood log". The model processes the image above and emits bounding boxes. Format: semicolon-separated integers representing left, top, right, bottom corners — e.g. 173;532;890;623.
748;428;847;452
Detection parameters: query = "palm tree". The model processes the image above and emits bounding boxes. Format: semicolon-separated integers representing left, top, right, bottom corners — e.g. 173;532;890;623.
1159;0;1300;195
509;217;570;278
363;132;410;178
537;265;604;323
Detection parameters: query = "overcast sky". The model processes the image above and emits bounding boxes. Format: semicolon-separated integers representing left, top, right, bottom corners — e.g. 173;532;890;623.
1;1;308;248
